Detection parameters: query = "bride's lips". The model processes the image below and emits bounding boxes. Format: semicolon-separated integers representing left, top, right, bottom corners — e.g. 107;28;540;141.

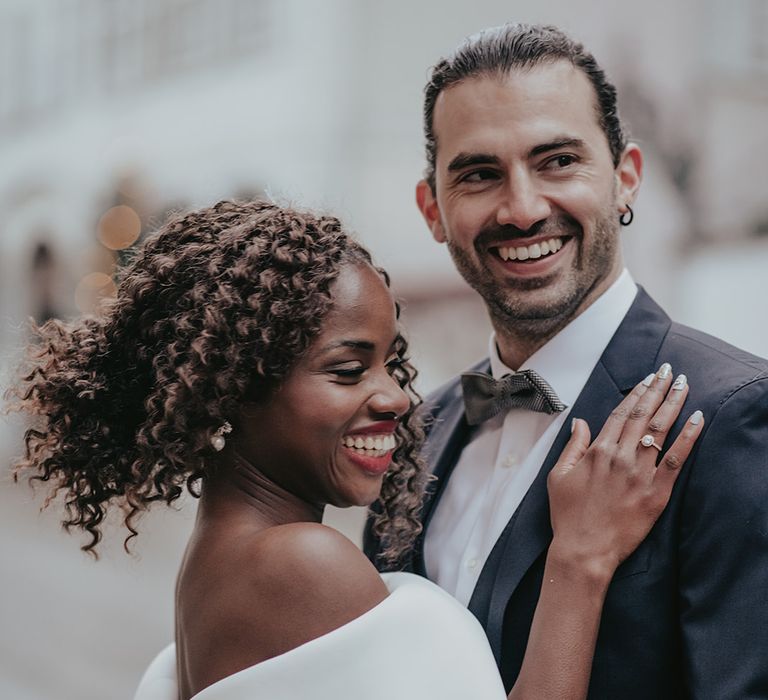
343;450;394;476
341;420;398;476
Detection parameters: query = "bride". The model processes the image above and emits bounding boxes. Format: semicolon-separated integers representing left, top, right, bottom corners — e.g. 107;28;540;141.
9;200;702;700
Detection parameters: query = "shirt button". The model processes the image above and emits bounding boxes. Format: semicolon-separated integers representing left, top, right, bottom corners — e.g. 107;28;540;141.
503;454;518;468
466;558;478;569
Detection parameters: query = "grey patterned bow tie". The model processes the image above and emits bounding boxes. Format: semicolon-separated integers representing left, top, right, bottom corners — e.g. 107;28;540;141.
461;370;567;425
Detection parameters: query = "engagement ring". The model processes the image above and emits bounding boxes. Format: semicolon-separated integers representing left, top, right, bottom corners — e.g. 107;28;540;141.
639;434;662;451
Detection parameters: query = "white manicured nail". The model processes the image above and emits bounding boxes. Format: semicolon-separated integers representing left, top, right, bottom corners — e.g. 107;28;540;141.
690;410;703;425
672;374;687;390
658;363;672;380
642;373;655;387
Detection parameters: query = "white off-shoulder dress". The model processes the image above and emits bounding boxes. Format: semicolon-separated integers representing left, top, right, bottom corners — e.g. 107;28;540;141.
134;572;507;700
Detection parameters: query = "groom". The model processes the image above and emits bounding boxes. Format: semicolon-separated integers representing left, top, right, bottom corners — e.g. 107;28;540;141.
365;23;768;698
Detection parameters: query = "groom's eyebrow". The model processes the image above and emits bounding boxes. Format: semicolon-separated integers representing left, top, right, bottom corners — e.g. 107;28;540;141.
528;137;585;158
447;152;501;172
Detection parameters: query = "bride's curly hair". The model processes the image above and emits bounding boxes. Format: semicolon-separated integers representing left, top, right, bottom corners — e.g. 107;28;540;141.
8;199;427;566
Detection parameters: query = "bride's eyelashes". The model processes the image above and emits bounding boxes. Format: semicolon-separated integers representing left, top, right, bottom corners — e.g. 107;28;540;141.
329;364;367;382
327;353;404;383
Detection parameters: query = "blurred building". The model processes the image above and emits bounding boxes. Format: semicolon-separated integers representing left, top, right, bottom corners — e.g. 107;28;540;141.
1;1;767;698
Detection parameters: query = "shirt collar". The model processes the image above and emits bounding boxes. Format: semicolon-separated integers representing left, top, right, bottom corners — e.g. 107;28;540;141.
488;269;638;408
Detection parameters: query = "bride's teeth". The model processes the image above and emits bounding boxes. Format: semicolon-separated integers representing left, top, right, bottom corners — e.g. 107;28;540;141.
344;434;396;453
529;243;542;259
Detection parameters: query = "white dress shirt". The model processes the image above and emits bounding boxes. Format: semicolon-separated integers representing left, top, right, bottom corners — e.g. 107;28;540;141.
424;270;638;605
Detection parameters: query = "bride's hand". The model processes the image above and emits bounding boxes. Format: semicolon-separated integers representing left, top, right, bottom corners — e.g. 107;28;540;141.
546;364;704;578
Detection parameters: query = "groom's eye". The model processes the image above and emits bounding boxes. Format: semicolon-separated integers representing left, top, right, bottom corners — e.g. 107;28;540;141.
459;169;499;184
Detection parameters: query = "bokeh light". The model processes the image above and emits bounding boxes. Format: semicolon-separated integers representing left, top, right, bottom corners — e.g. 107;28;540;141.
97;205;141;250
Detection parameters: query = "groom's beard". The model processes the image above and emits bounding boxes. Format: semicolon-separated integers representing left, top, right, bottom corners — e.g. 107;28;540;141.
445;208;620;341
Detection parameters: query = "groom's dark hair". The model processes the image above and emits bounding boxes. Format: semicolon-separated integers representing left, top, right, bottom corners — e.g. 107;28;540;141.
422;23;628;190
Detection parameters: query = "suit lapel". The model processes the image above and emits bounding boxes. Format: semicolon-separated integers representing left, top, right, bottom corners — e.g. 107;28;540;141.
473;288;672;657
599;287;671;392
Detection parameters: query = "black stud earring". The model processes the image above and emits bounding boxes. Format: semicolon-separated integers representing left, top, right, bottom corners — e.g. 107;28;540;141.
619;205;634;227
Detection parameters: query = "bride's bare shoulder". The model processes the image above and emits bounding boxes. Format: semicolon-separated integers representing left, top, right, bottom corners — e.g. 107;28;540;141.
249;521;388;608
185;522;388;684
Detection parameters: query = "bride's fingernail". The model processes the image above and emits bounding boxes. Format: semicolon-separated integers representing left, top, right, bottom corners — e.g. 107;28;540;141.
690;410;703;425
657;363;672;380
672;374;687;390
571;418;576;433
642;373;655;387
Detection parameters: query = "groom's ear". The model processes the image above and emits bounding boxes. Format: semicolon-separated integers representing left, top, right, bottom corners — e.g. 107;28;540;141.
615;143;643;212
416;179;446;243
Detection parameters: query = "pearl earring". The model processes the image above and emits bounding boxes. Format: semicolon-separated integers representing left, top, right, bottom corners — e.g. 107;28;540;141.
211;421;232;452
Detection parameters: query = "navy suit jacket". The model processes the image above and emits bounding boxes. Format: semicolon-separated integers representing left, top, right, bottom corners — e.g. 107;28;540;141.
365;288;768;699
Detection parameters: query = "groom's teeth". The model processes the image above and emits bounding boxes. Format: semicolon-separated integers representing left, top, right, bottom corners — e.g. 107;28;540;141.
497;237;563;262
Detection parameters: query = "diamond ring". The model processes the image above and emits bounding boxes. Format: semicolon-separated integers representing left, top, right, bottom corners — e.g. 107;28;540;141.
639;434;662;451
